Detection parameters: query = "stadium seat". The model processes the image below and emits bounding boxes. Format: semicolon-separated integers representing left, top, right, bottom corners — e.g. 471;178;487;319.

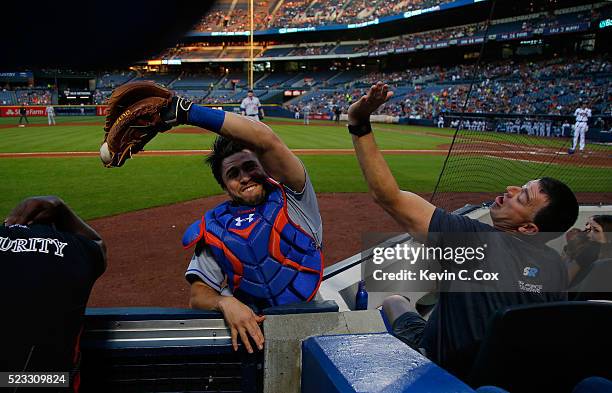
467;301;612;393
572;376;612;393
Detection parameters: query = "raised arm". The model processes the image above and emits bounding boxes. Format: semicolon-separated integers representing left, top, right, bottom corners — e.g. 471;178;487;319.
5;196;107;264
186;105;305;191
348;82;436;242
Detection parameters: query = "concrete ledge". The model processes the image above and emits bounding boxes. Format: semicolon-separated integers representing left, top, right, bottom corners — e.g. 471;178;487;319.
263;310;386;393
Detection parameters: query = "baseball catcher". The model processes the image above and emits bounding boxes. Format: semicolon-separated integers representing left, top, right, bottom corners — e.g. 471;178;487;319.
101;81;324;354
100;81;192;167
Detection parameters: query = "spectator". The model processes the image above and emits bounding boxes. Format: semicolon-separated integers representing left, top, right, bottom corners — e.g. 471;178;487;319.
564;215;612;286
350;82;578;379
1;196;106;383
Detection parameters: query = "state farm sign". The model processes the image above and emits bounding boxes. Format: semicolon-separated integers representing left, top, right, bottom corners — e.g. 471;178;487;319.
0;106;46;117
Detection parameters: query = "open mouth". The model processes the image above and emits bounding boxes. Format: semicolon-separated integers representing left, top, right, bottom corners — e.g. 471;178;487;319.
494;195;504;206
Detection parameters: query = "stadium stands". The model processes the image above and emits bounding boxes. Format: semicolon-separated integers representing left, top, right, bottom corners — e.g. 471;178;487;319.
93;90;112;104
288;44;335;57
172;47;225;60
332;43;368;55
223;47;265;58
0;90;17;105
286;56;611;118
3;55;608;117
260;46;295;57
256;72;299;88
193;0;280;32
96;71;136;89
170;73;223;89
171;89;211;103
329;70;366;86
194;0;458;30
14;88;53;105
133;73;179;87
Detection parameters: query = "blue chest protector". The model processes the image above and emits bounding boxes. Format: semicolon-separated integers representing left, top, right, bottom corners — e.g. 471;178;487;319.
183;178;323;306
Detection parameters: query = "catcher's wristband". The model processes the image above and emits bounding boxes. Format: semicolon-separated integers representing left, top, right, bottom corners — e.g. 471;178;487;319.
187;105;226;133
348;123;372;137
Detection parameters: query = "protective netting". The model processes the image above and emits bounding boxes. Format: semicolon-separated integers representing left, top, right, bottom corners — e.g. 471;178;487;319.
430;118;612;211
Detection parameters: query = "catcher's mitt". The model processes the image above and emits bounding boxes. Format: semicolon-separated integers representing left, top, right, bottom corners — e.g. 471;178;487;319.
100;81;191;167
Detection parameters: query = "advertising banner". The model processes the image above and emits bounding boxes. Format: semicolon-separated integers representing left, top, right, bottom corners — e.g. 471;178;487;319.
96;105;108;116
0;106;46;117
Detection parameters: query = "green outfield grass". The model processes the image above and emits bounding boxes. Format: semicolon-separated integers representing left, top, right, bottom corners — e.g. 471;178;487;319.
0;116;451;152
0;155;446;220
1;116;609;219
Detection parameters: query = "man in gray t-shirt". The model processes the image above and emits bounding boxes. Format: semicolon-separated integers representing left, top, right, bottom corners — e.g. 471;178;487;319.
183;116;323;355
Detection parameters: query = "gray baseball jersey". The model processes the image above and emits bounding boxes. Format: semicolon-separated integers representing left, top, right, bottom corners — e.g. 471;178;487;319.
185;168;322;295
240;96;261;116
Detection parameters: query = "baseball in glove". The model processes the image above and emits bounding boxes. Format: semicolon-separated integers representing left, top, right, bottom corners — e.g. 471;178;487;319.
100;81;192;167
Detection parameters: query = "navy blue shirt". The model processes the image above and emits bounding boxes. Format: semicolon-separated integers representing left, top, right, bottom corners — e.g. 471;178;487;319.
421;208;567;377
0;224;105;374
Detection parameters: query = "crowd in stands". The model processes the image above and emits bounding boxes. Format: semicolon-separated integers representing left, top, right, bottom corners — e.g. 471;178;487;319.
93;90;112;105
164;5;607;63
368;23;485;53
15;89;53;105
372;0;448;19
81;55;609;118
287;56;611;119
3;53;609;125
200;92;235;104
193;0;455;31
96;71;135;89
290;44;335;56
194;0;274;32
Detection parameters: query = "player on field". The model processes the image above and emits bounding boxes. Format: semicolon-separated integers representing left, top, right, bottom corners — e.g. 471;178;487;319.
562;120;571;137
302;104;311;125
46;105;56;125
240;89;264;121
569;102;592;154
18;104;29;126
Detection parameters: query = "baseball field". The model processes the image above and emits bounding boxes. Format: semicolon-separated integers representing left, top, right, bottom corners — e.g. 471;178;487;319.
1;114;610;306
0;115;450;219
2;115;610;219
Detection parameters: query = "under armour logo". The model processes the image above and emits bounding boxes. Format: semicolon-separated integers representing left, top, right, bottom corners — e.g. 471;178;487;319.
234;214;255;227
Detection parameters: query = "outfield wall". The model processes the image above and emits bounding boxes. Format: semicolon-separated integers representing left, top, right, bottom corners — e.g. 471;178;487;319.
0;105;104;117
0;104;296;119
